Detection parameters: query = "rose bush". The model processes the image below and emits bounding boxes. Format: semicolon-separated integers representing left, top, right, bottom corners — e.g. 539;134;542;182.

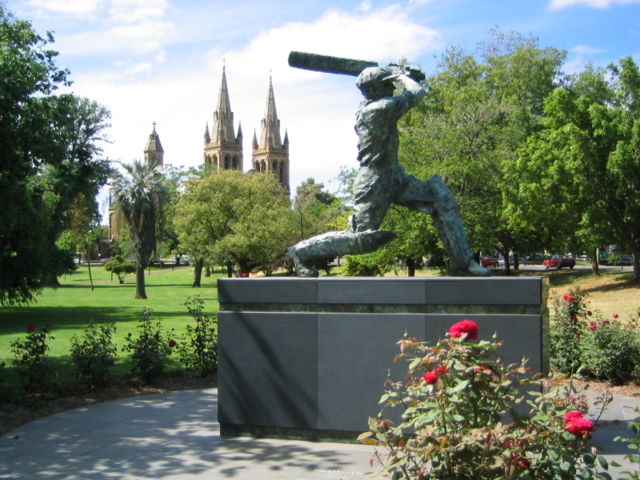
70;322;117;389
360;319;613;480
122;308;176;383
11;324;55;391
177;297;218;377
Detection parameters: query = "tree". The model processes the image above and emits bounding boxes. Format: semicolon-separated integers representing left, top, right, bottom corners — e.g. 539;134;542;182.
111;160;168;298
293;178;342;241
399;30;566;273
0;6;111;305
175;170;295;279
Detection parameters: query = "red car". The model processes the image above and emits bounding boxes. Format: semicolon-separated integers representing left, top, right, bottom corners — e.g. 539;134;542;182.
543;256;575;269
481;257;498;267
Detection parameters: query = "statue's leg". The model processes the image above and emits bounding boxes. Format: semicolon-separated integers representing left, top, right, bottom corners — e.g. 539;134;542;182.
288;229;396;277
289;166;396;277
395;173;490;277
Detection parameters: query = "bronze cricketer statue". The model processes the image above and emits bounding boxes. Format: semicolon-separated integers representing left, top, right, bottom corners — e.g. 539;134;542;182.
287;51;490;277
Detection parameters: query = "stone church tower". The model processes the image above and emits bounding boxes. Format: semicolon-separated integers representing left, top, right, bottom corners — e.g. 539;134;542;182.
203;67;243;171
252;77;290;193
144;122;164;169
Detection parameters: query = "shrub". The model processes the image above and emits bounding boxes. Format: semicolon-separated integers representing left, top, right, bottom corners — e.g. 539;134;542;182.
178;297;218;377
10;324;55;391
104;255;136;284
122;308;175;382
70;322;117;389
583;313;640;385
549;288;588;375
361;319;612;480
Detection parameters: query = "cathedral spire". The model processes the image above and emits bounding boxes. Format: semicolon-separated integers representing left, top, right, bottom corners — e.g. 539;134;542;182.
259;75;282;149
253;75;289;193
203;66;243;171
212;66;236;145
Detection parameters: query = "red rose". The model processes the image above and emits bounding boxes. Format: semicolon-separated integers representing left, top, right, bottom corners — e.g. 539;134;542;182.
514;454;531;470
613;313;619;319
168;339;177;347
26;324;36;332
449;319;479;340
571;316;578;324
563;294;575;302
422;370;439;385
563;410;584;422
565;417;594;436
588;324;596;331
240;272;249;277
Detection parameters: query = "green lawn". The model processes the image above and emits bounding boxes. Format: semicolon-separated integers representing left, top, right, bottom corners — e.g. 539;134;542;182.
0;265;222;380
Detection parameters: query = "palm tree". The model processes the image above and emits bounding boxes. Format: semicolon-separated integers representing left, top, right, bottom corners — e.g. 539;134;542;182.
111;160;167;299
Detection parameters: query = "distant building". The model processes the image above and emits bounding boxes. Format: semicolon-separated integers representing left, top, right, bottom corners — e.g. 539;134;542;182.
204;68;290;193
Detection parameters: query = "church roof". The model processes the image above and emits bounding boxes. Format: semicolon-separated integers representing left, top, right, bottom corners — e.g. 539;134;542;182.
145;123;164;153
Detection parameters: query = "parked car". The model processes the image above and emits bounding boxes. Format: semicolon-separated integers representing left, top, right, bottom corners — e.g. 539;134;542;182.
481;257;499;267
543;256;575;270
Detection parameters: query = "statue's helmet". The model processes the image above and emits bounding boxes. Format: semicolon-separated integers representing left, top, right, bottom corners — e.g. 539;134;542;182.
356;67;395;98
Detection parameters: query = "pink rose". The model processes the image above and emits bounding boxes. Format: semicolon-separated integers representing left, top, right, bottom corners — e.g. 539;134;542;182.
563;294;575;302
588;324;597;331
613;313;619;319
449;319;479;340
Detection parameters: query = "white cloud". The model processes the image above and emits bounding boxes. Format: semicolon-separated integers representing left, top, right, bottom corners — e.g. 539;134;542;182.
549;0;640;10
108;0;167;23
26;0;103;16
572;44;605;54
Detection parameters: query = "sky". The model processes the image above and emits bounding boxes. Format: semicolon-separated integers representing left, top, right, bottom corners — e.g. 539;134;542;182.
5;0;640;221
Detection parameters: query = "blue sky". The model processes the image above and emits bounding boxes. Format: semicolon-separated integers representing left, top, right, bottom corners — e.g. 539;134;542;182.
5;0;640;218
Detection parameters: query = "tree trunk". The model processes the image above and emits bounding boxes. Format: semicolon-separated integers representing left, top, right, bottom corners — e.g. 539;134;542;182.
86;248;94;291
591;247;600;276
226;263;233;278
632;249;640;282
135;260;147;299
406;258;416;277
193;258;204;287
205;265;211;277
513;252;520;271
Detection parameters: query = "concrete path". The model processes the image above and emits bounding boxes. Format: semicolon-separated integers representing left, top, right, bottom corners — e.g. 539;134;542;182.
1;388;639;479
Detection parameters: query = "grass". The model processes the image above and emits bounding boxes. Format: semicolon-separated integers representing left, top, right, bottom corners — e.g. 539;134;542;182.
0;265;222;381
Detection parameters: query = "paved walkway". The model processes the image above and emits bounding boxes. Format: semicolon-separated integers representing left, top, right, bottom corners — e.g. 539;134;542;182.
1;389;639;479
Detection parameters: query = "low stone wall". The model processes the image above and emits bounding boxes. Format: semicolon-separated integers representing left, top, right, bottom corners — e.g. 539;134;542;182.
217;277;548;438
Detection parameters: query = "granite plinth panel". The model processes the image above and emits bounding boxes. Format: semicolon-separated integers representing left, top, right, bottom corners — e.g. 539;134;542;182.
217;277;548;437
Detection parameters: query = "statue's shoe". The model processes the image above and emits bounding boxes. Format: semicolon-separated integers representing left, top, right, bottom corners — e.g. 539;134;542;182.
288;246;319;277
452;259;491;277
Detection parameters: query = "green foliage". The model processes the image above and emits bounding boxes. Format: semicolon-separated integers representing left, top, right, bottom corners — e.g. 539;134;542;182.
178;297;218;377
549;288;588;375
104;255;136;284
0;6;111;305
175;170;295;276
582;313;640;385
70;322;117;388
363;322;612;480
122;308;175;383
10;324;55;391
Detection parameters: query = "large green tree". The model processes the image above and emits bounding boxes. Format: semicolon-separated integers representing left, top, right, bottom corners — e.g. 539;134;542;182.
111;160;168;299
399;30;566;273
175;170;295;279
0;6;111;305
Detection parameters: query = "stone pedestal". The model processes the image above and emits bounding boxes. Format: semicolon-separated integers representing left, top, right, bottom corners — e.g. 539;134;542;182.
217;277;548;439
